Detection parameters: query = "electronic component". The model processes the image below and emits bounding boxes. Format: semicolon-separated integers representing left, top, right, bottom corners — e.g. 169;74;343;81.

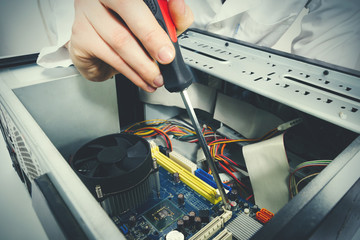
195;168;232;193
169;151;197;174
256;208;274;224
173;172;180;183
226;213;263;240
189;208;232;240
194;216;202;230
143;199;183;232
213;229;233;240
150;142;222;204
189;211;196;224
166;230;185;240
70;133;154;216
177;193;185;205
199;209;210;223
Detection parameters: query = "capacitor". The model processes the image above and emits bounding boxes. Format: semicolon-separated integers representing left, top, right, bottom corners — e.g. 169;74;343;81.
199;209;210;223
177;193;185;205
252;204;260;212
194;216;202;230
243;202;249;208
244;208;250;214
230;200;237;211
188;211;196;224
166;230;185;240
177;219;184;232
142;224;151;234
229;189;238;201
128;215;136;227
173;172;180;183
182;215;190;227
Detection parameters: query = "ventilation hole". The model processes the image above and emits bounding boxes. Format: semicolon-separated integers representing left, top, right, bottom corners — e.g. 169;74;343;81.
267;72;275;76
317;98;321;100
234;55;240;58
339;85;343;87
272;64;276;67
304;91;310;95
189;59;193;62
220;51;226;54
326;99;333;104
305;75;310;78
209;67;213;69
203;64;207;67
225;42;229;47
318;79;322;81
254;77;262;81
346;87;352;91
299;72;303;75
266;78;271;81
295;90;300;93
249;72;254;75
341;106;346;109
215;49;221;52
325;81;330;84
351;108;358;113
267;62;270;65
195;61;198;64
240;57;246;60
269;55;272;58
288;69;293;72
198;43;204;46
242;71;246;73
276;83;280;86
283;84;289;88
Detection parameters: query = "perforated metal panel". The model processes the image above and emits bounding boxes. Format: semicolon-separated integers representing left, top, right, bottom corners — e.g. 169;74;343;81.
179;29;360;133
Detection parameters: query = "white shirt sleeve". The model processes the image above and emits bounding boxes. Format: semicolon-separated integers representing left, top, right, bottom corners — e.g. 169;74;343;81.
292;0;360;70
36;0;75;68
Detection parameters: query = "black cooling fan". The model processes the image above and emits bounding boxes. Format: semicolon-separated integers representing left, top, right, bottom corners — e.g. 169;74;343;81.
71;133;154;215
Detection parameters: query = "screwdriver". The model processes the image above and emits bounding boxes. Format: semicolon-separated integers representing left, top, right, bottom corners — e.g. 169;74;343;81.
143;0;230;209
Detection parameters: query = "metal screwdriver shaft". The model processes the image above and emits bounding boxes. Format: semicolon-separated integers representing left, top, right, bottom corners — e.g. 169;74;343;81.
180;90;230;209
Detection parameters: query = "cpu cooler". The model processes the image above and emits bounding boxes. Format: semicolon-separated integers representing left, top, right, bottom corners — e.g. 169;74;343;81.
70;133;154;215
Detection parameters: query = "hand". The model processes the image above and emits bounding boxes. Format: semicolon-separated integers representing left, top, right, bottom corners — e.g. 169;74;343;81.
67;0;194;92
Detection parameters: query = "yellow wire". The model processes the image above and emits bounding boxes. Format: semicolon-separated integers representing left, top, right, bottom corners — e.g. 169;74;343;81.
124;119;167;132
295;172;319;194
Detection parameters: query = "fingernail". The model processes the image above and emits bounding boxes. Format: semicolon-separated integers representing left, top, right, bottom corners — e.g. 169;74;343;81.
158;46;174;63
146;85;156;93
153;74;164;87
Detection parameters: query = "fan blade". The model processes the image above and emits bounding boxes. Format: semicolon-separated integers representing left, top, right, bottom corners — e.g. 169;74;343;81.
114;136;132;148
73;156;97;167
120;156;145;172
127;141;147;158
96;163;126;177
85;162;100;177
87;144;105;150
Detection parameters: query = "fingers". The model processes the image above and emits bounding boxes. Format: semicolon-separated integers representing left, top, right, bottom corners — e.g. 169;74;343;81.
69;9;157;92
100;0;176;64
169;0;194;35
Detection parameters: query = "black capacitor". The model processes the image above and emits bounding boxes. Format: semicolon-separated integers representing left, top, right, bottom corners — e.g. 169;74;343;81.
188;211;196;224
128;215;136;227
173;172;180;183
182;215;190;227
177;193;185;205
229;189;238;201
177;219;184;232
243;202;249;208
142;224;150;234
194;216;202;230
252;204;260;212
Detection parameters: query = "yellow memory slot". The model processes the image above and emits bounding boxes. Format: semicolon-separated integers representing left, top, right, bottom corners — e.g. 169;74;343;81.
150;144;221;204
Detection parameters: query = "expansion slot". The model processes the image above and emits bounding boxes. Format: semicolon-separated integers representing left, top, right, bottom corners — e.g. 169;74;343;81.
150;143;221;204
189;208;232;240
213;229;232;240
195;168;232;193
169;151;197;174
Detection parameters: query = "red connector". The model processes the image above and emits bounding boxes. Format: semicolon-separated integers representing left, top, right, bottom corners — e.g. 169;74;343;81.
256;208;274;224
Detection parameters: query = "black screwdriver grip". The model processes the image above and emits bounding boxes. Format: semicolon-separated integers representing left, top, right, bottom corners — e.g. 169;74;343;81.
143;0;193;92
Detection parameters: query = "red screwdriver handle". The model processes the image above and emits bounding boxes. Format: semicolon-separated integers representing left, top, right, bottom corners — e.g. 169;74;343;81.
144;0;193;92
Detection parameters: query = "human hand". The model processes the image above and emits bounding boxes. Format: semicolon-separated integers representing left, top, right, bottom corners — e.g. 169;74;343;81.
67;0;193;92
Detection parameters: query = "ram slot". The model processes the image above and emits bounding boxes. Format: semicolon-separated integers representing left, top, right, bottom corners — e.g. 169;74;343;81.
189;208;232;240
150;144;221;204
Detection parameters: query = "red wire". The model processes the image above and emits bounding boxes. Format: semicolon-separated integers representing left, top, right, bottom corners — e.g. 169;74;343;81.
219;162;248;189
